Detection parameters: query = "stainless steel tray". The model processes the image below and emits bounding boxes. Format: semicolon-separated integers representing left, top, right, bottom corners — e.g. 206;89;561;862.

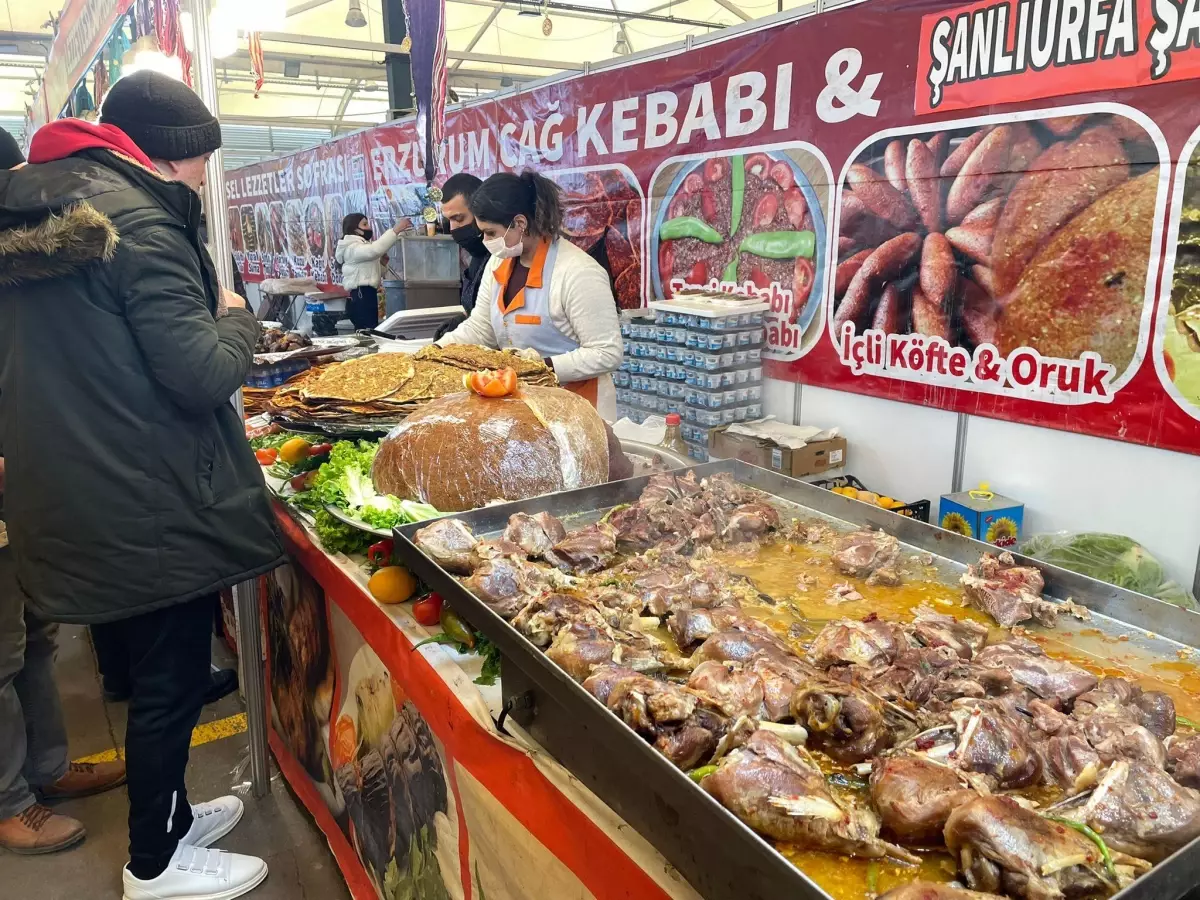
395;459;1200;900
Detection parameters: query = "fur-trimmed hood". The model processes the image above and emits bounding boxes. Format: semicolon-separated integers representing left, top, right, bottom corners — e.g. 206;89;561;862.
0;120;182;288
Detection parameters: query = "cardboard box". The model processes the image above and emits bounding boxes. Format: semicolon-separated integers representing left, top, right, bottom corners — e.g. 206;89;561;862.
709;429;847;478
939;488;1024;547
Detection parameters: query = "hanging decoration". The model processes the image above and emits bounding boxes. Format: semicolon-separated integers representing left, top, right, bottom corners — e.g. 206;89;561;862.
401;0;449;184
93;55;111;108
248;32;266;98
154;0;194;86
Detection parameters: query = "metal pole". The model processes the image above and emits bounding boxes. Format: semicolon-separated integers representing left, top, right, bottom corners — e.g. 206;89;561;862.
951;413;969;493
190;0;273;800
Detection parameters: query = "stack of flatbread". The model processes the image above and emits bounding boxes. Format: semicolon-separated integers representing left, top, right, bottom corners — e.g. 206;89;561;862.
267;345;557;426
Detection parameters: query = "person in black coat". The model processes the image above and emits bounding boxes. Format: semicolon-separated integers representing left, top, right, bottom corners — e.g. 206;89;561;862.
0;74;280;898
436;172;490;339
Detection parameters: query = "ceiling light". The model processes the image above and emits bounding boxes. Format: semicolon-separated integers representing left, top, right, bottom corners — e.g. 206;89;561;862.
209;6;239;59
346;0;367;27
122;35;185;81
613;34;631;55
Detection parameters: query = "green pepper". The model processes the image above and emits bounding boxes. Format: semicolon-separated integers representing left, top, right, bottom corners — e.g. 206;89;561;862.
1180;715;1200;731
1045;815;1116;879
866;861;880;894
659;216;723;244
730;156;745;235
440;607;476;649
739;230;815;259
720;258;739;285
688;764;718;782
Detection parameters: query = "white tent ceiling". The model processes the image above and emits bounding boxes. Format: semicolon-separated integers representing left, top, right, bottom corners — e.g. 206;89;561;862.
0;0;816;162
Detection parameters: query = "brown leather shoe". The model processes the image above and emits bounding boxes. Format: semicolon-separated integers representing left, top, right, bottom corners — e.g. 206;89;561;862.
0;804;86;854
41;761;127;800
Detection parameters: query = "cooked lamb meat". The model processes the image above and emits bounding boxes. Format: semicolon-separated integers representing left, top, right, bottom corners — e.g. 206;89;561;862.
809;617;909;669
870;752;980;844
669;605;772;649
414;518;478;574
750;655;821;721
1168;733;1200;788
1074;677;1176;739
831;530;901;584
603;670;730;769
687;661;766;720
462;556;541;618
693;630;796;665
974;640;1097;705
791;681;896;764
582;663;641;706
701;472;761;509
1045;733;1103;793
510;593;616;647
878;885;1006;900
1079;709;1167;769
546;622;686;682
502;511;566;560
1061;759;1200;862
960;552;1059;628
701;729;918;861
864;646;959;706
550;522;617;574
945;795;1126;900
909;608;990;660
952;701;1043;790
723;502;781;542
608;504;661;551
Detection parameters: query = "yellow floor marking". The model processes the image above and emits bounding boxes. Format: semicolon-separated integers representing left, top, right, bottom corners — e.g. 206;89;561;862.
74;713;248;764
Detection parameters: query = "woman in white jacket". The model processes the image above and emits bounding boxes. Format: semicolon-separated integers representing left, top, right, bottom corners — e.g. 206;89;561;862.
334;213;406;329
436;170;622;416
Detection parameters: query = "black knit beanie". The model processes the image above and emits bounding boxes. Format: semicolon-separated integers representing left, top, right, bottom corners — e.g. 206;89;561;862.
0;128;24;169
100;71;222;161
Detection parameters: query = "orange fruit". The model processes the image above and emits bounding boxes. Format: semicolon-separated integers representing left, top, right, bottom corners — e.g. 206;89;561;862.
368;566;417;604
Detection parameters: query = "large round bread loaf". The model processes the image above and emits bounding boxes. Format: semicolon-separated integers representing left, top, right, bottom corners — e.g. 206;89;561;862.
372;385;610;512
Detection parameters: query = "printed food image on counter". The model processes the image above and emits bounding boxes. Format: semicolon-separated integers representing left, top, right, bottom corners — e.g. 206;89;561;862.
650;147;830;357
548;166;645;309
330;644;457;900
254;204;274;259
240;204;259;256
1160;140;1200;418
832;110;1162;400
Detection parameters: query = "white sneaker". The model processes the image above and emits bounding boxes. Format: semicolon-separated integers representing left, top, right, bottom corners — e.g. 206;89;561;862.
182;797;244;848
122;844;267;900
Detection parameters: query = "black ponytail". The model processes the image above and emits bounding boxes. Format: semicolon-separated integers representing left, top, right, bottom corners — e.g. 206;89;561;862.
469;169;563;239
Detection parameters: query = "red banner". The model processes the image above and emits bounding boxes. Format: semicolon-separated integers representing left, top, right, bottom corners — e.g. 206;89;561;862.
227;0;1200;456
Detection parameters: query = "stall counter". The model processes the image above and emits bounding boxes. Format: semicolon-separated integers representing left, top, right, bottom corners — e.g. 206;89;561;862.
262;499;703;900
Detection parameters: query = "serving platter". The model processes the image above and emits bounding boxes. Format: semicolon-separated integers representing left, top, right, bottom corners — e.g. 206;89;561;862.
395;459;1200;900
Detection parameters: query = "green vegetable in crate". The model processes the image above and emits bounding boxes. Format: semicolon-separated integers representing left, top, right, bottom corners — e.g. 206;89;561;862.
659;216;724;243
1020;532;1198;610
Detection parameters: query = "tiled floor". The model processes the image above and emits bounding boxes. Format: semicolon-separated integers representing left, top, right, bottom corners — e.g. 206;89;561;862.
0;624;350;900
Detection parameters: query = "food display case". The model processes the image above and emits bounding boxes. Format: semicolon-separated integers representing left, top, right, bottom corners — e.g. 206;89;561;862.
382;235;462;314
395;460;1200;900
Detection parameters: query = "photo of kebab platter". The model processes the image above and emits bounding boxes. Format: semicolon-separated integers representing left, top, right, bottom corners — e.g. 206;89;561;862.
831;110;1161;401
408;465;1200;900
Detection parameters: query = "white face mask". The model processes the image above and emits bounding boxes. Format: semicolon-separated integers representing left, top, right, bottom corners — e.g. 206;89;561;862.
484;223;523;259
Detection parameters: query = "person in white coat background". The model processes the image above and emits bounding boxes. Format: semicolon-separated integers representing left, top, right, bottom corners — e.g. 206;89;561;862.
436;170;623;418
334;213;407;330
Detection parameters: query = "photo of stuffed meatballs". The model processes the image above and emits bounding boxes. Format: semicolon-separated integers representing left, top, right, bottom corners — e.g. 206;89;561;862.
831;109;1163;385
1160;138;1200;419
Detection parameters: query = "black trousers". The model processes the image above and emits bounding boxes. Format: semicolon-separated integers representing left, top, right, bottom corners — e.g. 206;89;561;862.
92;595;215;879
346;285;380;330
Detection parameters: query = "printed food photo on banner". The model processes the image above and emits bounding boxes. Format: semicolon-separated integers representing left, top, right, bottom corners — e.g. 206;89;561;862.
650;144;831;358
329;630;460;900
830;106;1167;404
229;204;245;270
241;204;261;276
1159;127;1200;421
548;165;646;309
306;196;330;282
266;564;337;794
269;200;288;277
286;198;308;271
254;203;274;273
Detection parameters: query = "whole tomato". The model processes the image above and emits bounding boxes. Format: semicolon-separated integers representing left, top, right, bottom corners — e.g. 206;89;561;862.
412;592;444;626
254;448;278;466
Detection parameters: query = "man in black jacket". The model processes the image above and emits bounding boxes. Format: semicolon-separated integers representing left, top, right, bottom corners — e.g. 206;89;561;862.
0;73;282;900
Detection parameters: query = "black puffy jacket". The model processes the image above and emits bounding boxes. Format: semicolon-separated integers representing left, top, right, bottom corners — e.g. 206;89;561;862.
0;139;283;624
